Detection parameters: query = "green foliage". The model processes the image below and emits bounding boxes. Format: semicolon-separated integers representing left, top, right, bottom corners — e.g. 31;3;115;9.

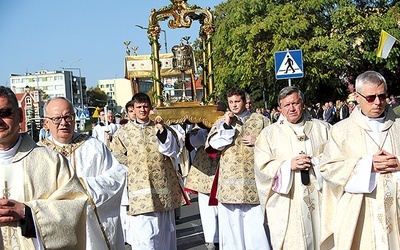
86;87;107;108
211;0;400;107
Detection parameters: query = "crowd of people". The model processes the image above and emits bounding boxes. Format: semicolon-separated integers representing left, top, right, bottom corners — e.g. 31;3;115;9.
253;95;357;125
1;69;400;250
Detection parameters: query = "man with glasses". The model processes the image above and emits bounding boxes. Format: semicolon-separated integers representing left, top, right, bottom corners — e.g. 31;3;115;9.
0;86;87;249
39;97;126;250
320;70;400;248
254;86;331;250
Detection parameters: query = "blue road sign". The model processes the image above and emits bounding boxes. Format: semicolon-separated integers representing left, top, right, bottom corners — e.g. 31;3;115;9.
274;49;304;80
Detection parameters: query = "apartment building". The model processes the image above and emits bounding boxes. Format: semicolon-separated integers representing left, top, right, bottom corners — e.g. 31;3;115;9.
10;70;87;108
97;78;152;113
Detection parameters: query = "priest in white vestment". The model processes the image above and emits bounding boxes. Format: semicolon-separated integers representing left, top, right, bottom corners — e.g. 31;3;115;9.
40;97;126;250
254;86;331;250
320;71;400;249
0;86;87;249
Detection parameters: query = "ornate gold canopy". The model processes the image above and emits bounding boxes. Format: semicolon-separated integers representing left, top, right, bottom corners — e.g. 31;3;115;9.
147;0;215;105
145;0;223;127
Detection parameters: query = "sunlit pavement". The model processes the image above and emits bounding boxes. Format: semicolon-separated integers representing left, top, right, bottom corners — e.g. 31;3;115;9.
125;194;210;250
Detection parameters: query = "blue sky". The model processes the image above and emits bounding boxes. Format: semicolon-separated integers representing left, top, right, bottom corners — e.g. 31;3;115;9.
0;0;222;88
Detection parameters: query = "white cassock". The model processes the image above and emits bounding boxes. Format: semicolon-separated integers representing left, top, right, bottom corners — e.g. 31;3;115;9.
92;123;119;145
40;133;126;250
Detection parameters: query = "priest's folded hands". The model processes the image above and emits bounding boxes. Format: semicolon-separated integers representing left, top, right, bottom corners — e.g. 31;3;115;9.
372;150;400;174
0;198;25;224
290;154;312;171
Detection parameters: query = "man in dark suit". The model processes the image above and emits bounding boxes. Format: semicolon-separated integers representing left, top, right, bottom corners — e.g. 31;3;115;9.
339;100;349;120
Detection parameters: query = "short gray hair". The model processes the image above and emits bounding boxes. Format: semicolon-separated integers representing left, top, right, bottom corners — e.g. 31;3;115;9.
355;71;387;93
278;86;304;106
44;97;73;116
245;92;252;101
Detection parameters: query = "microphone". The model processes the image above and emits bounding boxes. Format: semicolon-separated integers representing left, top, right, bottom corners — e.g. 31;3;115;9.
300;170;310;185
299;151;310;185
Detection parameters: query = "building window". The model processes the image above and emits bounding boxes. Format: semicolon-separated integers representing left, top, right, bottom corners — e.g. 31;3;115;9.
26;97;32;105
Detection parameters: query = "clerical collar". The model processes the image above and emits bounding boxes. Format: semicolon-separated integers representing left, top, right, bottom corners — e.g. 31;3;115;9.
359;108;386;132
0;135;22;165
287;115;306;140
288;115;306;128
134;119;151;128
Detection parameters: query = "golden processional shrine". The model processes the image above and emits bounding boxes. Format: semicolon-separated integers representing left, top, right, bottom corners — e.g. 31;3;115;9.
124;0;223;128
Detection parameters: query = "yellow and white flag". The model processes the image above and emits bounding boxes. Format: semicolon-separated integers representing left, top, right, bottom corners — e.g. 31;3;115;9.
377;30;397;58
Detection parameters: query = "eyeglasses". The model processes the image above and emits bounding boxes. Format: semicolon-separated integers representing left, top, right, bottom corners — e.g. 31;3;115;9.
0;108;16;119
46;114;75;124
357;92;386;103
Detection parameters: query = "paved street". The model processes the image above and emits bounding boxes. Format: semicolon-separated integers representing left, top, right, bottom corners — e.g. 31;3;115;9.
176;194;209;250
125;194;211;250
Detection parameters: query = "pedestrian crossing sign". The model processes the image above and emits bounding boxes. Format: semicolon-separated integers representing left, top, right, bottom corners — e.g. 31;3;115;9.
274;49;304;80
78;109;90;121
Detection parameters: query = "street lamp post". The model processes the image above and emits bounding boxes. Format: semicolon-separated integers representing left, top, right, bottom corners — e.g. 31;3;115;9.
63;67;84;108
33;73;43;118
62;67;85;131
135;24;168;53
61;59;82;106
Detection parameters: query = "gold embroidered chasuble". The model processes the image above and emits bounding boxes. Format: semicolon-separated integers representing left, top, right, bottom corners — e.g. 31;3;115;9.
254;114;330;250
39;134;87;158
206;113;270;204
0;133;87;249
110;121;185;215
320;107;400;250
185;145;220;194
39;134;127;250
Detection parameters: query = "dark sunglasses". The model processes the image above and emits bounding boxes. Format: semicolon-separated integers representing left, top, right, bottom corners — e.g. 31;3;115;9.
0;108;16;119
357;92;386;103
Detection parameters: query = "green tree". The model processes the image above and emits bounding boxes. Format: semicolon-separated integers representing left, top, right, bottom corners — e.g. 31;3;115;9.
86;87;107;108
211;0;400;107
